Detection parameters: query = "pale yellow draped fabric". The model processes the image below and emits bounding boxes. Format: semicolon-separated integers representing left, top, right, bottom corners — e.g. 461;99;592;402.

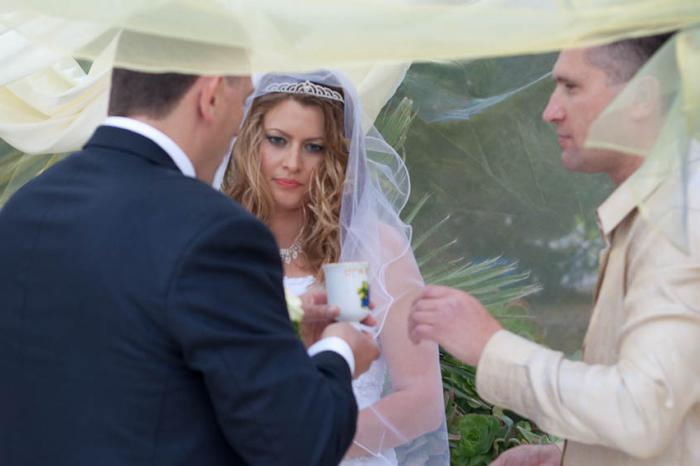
2;1;698;72
0;53;407;154
0;1;697;157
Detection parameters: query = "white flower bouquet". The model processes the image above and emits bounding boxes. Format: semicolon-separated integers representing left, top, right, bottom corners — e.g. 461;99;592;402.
284;288;304;329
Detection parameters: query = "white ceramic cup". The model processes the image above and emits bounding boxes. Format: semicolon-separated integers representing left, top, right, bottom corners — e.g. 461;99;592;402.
322;261;371;322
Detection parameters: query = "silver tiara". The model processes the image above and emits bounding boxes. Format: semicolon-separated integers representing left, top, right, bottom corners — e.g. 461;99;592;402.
263;80;344;103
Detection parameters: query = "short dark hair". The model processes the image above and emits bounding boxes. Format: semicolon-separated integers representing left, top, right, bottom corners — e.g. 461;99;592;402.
587;32;674;83
108;68;198;118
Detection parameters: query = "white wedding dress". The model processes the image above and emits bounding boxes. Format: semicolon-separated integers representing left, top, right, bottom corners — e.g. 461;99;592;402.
284;276;398;466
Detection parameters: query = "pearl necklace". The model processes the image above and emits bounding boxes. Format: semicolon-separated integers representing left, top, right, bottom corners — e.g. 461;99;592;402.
280;234;302;264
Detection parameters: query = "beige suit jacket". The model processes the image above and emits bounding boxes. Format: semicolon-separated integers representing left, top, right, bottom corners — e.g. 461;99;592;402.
477;143;700;465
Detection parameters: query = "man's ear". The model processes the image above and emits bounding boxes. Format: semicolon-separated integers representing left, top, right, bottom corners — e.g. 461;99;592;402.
197;76;224;124
629;75;662;121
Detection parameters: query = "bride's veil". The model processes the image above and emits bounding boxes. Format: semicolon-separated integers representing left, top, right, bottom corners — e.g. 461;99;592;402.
246;70;450;465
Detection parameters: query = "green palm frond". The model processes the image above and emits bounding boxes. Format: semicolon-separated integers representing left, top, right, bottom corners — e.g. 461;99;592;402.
412;210;452;251
375;96;416;154
377;97;541;328
401;191;431;224
0;149;65;206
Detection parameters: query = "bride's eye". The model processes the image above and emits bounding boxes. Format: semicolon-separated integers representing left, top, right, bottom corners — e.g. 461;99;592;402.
266;135;286;146
305;143;324;153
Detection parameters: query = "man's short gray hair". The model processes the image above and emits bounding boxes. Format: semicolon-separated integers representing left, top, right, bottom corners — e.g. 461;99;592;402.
586;33;674;84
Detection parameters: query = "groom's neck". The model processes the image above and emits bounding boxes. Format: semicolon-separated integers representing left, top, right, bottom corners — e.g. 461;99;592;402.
128;113;217;184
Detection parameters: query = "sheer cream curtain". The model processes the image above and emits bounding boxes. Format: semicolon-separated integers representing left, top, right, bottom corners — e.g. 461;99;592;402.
2;1;696;72
0;2;698;236
0;2;696;149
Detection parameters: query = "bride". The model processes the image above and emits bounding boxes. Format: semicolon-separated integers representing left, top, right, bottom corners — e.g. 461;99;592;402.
223;70;448;465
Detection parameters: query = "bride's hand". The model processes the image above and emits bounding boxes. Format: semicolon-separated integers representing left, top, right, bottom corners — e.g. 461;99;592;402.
299;291;340;348
301;289;378;348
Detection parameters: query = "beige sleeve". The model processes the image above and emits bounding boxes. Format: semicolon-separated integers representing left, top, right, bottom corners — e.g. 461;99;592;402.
476;225;700;459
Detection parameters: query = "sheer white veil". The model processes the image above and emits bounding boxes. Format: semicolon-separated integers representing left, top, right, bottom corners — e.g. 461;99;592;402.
243;70;450;465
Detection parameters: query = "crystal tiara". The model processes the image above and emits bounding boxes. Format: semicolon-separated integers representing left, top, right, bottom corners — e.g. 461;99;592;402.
263;80;344;103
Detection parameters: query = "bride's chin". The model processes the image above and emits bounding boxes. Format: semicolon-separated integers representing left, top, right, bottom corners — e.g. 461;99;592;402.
273;200;304;214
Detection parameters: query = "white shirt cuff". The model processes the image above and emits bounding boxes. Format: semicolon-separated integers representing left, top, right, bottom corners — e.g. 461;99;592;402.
307;336;355;375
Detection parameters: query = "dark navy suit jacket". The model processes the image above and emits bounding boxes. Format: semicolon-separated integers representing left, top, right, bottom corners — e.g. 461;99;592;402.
0;126;357;466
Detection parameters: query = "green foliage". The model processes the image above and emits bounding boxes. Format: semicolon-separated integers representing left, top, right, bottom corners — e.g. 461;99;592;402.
0;140;65;206
441;352;558;465
453;414;500;465
374;96;416;153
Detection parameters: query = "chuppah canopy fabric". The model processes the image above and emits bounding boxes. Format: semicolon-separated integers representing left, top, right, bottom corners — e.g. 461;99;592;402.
0;0;699;336
0;0;697;149
0;0;697;73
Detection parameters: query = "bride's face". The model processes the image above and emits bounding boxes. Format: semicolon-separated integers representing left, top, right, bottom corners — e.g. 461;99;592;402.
260;98;326;212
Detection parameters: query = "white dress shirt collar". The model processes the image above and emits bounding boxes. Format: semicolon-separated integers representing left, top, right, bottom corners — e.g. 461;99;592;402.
103;116;196;179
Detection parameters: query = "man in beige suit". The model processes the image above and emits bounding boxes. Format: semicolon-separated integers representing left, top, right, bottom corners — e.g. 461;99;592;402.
408;32;700;466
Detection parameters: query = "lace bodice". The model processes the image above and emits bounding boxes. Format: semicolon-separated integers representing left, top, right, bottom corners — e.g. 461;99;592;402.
284;276;397;466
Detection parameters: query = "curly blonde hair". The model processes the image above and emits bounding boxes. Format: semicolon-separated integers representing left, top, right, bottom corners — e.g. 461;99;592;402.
222;91;348;279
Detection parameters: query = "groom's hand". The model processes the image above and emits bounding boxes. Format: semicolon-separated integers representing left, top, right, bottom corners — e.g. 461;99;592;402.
300;292;377;348
408;285;502;366
299;292;341;348
323;323;380;379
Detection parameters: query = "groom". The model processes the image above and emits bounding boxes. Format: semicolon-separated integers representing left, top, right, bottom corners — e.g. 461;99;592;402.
0;69;378;465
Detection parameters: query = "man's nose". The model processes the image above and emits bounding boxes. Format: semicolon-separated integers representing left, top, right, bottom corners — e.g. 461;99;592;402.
542;93;564;123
